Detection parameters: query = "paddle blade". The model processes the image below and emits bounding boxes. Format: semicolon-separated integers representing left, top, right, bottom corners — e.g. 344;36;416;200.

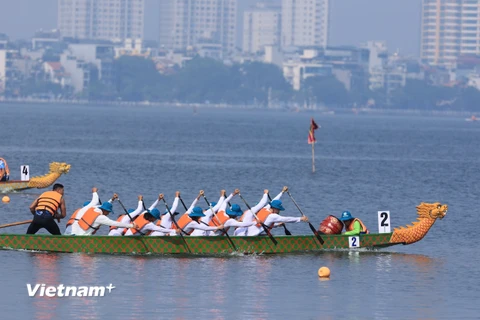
309;222;324;244
283;224;292;236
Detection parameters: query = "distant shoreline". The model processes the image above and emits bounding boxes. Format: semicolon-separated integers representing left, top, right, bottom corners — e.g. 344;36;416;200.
0;97;477;118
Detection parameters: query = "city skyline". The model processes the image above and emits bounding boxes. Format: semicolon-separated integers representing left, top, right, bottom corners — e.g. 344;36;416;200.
0;0;421;56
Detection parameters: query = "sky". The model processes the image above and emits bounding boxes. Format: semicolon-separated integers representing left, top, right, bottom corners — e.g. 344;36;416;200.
0;0;422;56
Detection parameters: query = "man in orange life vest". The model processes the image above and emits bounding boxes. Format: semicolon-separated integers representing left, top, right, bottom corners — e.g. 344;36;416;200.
339;211;369;235
27;183;67;235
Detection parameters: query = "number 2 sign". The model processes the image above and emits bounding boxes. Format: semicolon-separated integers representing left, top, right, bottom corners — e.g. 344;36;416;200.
378;211;391;233
349;236;360;248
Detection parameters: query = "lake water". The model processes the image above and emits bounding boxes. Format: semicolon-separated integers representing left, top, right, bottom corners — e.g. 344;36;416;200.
0;103;479;319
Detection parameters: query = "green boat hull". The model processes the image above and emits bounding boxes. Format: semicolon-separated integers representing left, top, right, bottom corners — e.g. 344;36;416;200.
0;233;400;255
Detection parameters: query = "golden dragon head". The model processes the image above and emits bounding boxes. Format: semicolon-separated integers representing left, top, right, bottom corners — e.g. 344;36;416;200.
48;162;71;174
416;202;448;220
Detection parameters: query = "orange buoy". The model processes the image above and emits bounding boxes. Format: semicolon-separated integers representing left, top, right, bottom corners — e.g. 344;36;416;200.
2;196;10;203
318;266;330;278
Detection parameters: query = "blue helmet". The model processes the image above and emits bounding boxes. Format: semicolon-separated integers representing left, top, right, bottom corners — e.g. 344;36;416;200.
149;208;161;219
189;206;205;217
270;200;285;211
339;211;353;221
99;202;114;213
226;204;243;217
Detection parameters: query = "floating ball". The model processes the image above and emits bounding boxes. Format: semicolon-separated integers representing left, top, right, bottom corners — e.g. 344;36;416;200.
318;266;330;278
2;196;10;203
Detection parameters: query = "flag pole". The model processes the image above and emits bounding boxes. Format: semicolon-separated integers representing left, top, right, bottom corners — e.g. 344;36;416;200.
312;142;315;173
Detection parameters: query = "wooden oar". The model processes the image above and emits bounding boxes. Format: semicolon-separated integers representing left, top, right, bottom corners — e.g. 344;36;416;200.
238;193;278;245
0;220;32;229
117;199;135;222
267;193;292;236
160;195;191;254
286;190;324;245
201;192;237;251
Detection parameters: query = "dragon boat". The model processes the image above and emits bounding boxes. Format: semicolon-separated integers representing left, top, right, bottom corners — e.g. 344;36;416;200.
0;162;71;193
0;202;447;255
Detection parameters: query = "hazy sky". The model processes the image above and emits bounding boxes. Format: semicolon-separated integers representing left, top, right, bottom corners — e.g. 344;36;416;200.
0;0;422;56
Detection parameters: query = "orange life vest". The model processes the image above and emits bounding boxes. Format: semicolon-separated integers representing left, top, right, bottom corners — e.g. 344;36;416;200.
125;213;151;236
35;191;62;215
208;211;230;235
176;214;194;235
209;211;229;227
346;218;369;234
255;208;273;227
78;207;101;231
66;208;80;227
109;214;126;231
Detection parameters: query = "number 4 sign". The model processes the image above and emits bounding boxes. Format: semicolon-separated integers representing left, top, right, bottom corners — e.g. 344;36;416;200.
378;211;391;233
21;165;30;181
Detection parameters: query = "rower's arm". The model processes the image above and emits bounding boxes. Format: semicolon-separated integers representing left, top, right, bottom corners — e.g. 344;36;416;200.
250;193;269;214
59;198;67;219
29;198;39;215
344;221;362;236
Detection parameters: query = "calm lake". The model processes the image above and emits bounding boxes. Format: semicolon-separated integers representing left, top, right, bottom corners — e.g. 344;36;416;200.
0;103;479;319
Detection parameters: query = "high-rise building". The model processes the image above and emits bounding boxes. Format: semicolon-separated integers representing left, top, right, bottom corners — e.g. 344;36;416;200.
421;0;480;67
281;0;329;49
58;0;144;41
243;2;281;54
159;0;237;58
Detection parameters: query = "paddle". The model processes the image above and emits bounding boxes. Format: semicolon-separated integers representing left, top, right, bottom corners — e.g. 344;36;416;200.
201;191;237;251
238;193;278;245
0;220;32;229
160;194;191;254
286;190;324;245
267;193;292;236
117;198;135;222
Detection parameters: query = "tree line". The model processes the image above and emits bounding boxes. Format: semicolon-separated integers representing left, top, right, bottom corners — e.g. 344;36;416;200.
17;56;480;111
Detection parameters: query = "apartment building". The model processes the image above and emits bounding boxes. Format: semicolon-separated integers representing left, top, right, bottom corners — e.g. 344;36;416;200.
159;0;237;58
421;0;480;67
281;0;329;49
58;0;144;41
243;2;281;54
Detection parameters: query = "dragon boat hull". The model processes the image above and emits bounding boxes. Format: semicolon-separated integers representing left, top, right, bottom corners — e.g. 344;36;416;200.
0;180;30;192
0;233;401;255
0;162;70;193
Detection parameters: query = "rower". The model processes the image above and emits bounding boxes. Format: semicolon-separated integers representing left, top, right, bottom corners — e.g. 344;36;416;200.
151;191;181;236
123;205;178;236
210;202;256;236
176;206;224;235
245;199;308;236
71;201;137;236
65;187;117;235
108;195;145;236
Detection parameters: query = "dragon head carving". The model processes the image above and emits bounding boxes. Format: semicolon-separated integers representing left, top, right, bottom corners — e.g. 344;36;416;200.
49;162;71;174
416;202;448;220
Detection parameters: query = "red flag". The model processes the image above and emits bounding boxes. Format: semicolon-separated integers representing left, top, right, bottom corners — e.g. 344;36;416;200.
308;118;319;144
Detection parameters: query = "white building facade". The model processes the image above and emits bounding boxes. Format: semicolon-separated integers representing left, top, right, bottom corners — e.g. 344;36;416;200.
281;0;329;49
58;0;144;41
159;0;237;58
243;2;281;54
421;0;480;67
